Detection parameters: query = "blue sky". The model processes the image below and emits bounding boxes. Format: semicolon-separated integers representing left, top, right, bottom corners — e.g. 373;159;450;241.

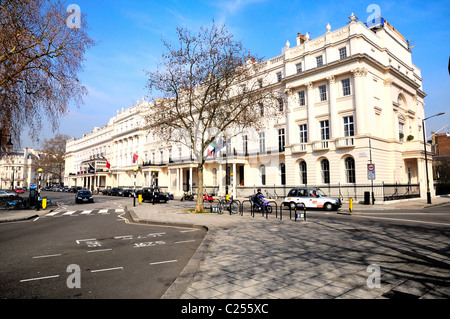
22;0;450;148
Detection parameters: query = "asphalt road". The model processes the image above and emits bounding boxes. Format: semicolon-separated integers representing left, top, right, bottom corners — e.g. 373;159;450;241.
0;193;206;299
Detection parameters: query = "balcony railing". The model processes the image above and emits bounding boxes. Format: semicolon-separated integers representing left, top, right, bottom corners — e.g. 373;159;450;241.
335;137;355;148
312;140;330;151
291;143;307;154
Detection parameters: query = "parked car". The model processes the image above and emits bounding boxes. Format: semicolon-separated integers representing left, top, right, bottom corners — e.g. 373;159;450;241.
75;190;94;204
109;187;123;196
102;188;111;195
14;188;24;194
122;189;133;197
284;187;342;211
0;189;16;198
141;187;167;203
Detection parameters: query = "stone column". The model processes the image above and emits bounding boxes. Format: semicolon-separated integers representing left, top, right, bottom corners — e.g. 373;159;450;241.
327;76;338;138
232;163;236;198
306;82;315;141
189;167;193;193
383;79;395;140
352;67;368;135
285;89;296;146
218;164;223;195
180;168;184;193
176;168;180;193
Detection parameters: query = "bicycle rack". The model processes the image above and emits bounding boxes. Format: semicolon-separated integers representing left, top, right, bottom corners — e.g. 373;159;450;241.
278;202;286;220
288;202;306;221
267;200;278;219
240;200;253;217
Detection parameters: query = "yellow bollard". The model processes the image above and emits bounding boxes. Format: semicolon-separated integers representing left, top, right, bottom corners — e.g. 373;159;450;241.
349;198;353;213
42;198;47;210
138;194;142;204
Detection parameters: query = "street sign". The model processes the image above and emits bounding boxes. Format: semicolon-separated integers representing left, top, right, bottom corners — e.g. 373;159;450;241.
367;164;376;180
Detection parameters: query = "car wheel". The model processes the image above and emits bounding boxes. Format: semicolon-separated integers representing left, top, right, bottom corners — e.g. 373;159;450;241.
324;202;333;211
290;202;296;210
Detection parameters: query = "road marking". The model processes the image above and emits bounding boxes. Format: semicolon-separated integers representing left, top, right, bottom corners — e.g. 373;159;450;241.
180;229;199;233
114;235;133;240
87;249;112;253
150;260;177;265
20;275;60;282
62;211;77;216
80;210;92;215
76;238;96;244
33;254;62;259
98;209;109;214
91;267;123;273
174;240;196;244
46;211;60;216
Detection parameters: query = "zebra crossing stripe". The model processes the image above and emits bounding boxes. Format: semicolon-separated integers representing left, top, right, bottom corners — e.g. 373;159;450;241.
46;211;60;216
46;209;123;217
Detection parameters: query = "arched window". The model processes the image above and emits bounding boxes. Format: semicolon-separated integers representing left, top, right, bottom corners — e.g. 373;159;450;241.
279;163;286;185
259;165;266;185
299;161;307;185
345;157;356;183
321;159;330;184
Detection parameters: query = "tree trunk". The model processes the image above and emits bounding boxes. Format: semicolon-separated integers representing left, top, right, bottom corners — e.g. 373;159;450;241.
195;163;204;213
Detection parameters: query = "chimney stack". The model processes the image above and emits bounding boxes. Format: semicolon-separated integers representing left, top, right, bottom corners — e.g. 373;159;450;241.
297;33;307;45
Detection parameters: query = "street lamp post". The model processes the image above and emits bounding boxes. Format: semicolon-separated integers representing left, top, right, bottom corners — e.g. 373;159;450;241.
133;168;137;207
422;112;445;204
37;168;42;211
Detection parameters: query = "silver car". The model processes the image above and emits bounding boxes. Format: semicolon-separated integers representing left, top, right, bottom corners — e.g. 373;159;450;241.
284;187;342;211
0;189;16;198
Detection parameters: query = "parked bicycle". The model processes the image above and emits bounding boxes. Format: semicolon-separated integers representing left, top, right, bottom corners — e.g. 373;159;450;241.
217;196;240;215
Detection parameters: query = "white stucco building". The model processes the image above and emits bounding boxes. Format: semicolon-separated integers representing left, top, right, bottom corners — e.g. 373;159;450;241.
0;148;42;189
64;15;432;201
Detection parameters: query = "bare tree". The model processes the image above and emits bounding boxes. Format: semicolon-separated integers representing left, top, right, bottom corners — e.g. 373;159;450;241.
34;133;69;186
145;22;279;212
0;0;95;145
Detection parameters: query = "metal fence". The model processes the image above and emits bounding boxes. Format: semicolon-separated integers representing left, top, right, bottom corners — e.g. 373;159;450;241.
197;183;421;203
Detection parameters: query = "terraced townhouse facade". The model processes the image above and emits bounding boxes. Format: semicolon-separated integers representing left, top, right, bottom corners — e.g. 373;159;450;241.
64;15;432;201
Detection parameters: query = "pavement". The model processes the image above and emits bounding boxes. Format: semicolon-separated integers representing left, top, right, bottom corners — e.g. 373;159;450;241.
1;195;450;300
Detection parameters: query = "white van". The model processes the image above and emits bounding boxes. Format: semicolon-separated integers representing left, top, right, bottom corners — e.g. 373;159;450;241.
284;187;342;211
